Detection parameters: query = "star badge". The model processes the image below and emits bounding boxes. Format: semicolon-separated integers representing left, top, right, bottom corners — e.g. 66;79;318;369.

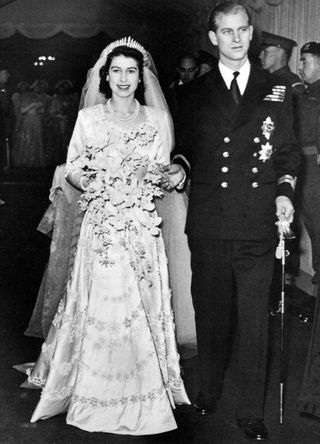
259;142;273;162
261;117;275;140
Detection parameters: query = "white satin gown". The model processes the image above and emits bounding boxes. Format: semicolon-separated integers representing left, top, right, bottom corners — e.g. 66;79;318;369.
23;104;190;435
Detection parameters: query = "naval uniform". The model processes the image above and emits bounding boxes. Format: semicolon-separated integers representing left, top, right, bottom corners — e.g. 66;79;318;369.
268;66;305;309
174;62;300;419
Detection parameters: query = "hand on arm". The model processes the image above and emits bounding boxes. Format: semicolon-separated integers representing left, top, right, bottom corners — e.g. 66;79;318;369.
160;163;186;190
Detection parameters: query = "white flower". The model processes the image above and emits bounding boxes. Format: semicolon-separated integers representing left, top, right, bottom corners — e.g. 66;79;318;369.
78;138;164;238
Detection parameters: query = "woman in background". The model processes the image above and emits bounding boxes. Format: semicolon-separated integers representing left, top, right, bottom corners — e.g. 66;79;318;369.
12;80;46;167
48;80;78;166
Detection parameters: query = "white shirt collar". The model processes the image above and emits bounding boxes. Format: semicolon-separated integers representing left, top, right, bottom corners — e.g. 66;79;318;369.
218;59;251;95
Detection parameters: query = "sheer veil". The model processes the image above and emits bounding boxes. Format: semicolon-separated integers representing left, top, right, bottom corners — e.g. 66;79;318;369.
79;40;169;112
78;39;174;152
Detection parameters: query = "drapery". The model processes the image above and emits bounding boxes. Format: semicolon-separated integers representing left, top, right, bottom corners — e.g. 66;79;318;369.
0;23;111;39
0;0;136;39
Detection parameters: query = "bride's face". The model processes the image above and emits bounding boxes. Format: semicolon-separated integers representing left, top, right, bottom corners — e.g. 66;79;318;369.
107;55;140;99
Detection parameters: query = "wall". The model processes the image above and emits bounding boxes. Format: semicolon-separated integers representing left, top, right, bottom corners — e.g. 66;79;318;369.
255;0;320;73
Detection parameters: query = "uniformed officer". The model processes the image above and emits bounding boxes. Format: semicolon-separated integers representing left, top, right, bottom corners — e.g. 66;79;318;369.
297;41;320;417
259;31;305;97
162;2;300;441
297;42;320;285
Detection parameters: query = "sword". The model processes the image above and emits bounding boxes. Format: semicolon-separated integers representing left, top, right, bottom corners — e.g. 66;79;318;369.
275;209;295;424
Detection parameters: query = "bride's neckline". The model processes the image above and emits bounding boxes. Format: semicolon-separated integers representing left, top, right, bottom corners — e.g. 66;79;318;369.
103;103;152;131
106;98;140;123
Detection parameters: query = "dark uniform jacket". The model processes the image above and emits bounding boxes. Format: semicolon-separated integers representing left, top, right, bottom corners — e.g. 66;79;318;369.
174;64;300;241
273;65;305;98
298;79;320;150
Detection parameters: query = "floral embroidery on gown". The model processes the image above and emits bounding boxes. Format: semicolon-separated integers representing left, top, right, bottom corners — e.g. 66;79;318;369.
25;104;189;435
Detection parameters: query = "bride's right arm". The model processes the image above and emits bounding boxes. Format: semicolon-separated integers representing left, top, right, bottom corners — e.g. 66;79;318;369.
65;110;90;191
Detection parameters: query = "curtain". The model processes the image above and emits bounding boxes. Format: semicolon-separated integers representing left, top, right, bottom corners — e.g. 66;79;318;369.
0;23;113;39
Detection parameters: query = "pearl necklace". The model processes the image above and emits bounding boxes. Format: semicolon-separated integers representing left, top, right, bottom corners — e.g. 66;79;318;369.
107;98;140;123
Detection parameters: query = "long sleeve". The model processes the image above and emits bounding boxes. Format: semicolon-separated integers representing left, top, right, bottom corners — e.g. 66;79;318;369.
149;107;174;165
65;109;87;190
171;82;197;177
273;81;301;201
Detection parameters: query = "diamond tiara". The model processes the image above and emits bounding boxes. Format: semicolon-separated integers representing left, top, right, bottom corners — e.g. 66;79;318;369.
103;37;148;64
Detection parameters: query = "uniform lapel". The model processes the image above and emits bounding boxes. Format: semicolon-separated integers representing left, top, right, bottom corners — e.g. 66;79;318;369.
194;66;272;135
233;66;271;129
203;68;238;127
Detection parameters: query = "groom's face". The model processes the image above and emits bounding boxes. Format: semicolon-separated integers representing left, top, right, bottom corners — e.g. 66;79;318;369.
209;9;253;65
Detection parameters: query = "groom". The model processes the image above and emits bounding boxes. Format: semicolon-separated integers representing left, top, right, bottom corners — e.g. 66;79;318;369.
163;2;300;440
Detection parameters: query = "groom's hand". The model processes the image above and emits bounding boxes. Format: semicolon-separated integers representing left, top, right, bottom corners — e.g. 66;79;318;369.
275;195;294;223
160;163;186;190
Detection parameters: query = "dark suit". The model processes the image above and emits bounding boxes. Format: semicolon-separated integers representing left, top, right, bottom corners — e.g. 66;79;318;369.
174;64;300;419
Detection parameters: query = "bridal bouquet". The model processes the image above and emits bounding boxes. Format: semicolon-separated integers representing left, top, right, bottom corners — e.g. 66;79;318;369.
78;143;164;236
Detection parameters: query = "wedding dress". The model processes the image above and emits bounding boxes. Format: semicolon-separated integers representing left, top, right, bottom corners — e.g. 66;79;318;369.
21;104;190;435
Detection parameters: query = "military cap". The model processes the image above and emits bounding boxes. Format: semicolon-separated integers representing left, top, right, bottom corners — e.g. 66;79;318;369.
260;31;297;52
300;41;320;56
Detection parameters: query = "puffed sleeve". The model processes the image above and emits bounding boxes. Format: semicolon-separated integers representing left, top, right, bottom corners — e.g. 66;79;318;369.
150;107;174;164
64;109;88;190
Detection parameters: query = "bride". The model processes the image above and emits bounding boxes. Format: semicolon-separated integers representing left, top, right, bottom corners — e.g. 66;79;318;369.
20;38;190;435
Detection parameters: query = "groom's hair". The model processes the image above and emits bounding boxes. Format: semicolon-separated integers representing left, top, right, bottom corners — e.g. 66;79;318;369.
208;2;252;32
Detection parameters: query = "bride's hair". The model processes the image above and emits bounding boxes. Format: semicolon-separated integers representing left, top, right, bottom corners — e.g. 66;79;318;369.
99;46;145;102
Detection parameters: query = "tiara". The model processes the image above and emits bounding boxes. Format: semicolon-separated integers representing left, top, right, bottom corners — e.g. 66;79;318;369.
103;37;148;64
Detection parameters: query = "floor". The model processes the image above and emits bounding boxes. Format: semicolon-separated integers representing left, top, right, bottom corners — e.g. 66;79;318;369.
1;168;320;443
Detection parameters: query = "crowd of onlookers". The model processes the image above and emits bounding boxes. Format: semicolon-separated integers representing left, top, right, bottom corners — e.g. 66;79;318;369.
0;70;79;170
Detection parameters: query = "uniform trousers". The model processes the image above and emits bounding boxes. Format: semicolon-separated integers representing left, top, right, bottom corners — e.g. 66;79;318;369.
300;154;320;283
188;237;275;419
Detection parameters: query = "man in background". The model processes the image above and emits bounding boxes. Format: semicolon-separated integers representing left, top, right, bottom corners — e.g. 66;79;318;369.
166;53;199;118
297;41;320;417
175;53;199;85
259;31;305;98
297;42;320;287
